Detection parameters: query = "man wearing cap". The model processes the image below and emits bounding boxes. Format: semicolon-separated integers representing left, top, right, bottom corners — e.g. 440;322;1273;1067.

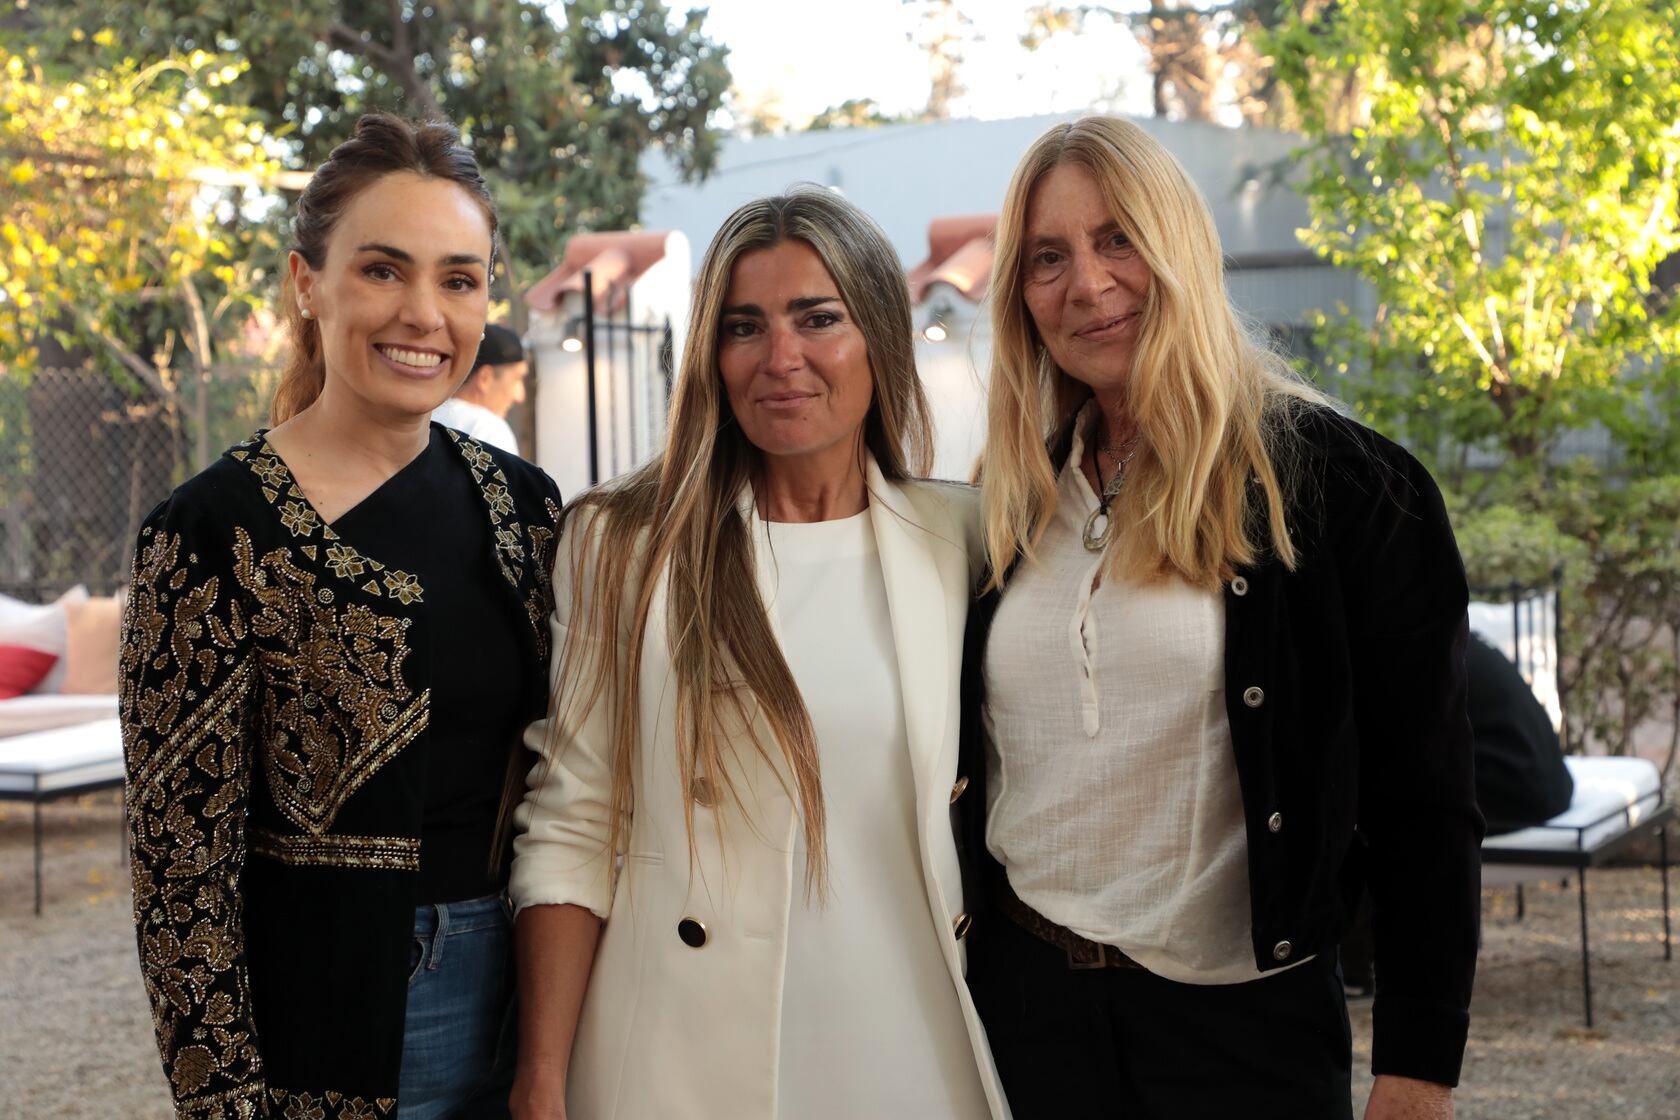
434;323;528;455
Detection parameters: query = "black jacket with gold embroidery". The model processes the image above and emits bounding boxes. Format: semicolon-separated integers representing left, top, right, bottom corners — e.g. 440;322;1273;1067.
120;427;561;1120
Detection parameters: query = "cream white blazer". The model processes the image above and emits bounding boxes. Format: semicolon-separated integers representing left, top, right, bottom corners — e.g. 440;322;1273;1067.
510;460;1010;1120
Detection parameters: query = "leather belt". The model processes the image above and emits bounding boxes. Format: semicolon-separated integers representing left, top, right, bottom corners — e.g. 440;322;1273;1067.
990;872;1144;971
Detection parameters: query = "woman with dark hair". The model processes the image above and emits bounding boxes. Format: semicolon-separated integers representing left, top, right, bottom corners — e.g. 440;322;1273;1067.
120;112;562;1120
507;188;1008;1119
960;116;1481;1119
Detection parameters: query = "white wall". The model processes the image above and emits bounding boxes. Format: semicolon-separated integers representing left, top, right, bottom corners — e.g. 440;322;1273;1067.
914;282;991;482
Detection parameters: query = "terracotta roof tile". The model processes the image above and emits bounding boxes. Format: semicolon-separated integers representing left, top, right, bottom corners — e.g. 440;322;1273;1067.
525;231;673;313
907;214;998;304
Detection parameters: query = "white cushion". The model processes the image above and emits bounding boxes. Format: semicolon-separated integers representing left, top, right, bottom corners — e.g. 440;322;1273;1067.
0;717;124;796
0;587;89;694
0;693;120;738
1482;756;1664;857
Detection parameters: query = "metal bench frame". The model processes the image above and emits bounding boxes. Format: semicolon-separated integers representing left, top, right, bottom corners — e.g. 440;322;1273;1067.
1472;575;1674;1027
0;768;125;915
1483;795;1673;1027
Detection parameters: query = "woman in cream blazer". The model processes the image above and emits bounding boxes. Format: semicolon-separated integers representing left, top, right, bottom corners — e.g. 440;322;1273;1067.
507;189;1009;1120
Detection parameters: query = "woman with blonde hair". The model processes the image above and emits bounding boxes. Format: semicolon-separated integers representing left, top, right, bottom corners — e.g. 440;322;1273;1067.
958;116;1480;1119
508;188;1009;1119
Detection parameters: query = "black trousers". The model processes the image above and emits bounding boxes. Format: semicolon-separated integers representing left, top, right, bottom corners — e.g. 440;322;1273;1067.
968;901;1354;1120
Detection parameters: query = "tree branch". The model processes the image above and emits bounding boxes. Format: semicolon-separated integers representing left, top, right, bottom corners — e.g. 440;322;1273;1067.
75;309;178;404
325;18;444;119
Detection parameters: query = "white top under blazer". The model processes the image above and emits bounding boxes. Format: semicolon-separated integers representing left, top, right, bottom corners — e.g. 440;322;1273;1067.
510;459;1011;1119
767;510;990;1118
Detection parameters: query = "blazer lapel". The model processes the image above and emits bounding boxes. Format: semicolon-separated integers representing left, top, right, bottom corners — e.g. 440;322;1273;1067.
866;461;950;822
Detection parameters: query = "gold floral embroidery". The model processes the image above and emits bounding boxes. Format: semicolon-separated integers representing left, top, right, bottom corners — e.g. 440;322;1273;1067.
484;481;514;517
282;1091;325;1120
279;500;319;537
123;523;267;1115
453;434;493;475
381;570;423;605
236;541;428;835
248;455;287;491
267;1088;394;1120
325;544;366;580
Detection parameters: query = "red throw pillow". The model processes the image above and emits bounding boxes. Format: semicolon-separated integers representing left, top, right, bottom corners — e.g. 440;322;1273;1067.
0;643;58;699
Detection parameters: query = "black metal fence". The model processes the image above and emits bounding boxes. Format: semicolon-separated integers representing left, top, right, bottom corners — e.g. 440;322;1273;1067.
0;364;276;603
574;267;676;485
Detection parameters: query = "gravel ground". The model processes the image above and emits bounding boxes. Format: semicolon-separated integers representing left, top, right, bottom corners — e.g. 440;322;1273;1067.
4;790;1676;1118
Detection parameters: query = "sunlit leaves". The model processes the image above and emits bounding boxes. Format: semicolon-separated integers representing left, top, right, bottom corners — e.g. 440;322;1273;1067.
0;44;281;380
1264;0;1680;477
37;0;734;287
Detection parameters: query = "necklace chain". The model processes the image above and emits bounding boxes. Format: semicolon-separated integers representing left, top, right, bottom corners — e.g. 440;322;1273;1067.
1083;424;1139;553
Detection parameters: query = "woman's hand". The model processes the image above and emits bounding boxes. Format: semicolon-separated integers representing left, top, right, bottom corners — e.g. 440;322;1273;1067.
509;1067;568;1120
1364;1074;1453;1120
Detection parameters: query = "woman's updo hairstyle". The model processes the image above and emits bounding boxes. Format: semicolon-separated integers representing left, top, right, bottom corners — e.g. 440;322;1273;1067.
270;112;498;424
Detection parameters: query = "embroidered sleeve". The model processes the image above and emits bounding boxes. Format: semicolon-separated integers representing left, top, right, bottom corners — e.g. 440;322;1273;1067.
121;496;269;1119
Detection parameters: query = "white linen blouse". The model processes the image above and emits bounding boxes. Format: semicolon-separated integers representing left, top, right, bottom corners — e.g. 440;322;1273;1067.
983;405;1308;985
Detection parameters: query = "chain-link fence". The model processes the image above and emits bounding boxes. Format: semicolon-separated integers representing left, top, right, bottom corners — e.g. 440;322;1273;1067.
0;363;278;604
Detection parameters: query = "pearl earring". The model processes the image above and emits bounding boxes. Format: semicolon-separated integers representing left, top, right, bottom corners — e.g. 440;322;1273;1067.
300;308;314;320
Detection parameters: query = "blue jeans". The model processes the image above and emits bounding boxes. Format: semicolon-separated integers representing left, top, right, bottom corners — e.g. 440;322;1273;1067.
398;893;517;1120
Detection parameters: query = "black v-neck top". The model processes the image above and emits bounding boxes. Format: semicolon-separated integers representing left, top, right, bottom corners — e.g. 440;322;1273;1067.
334;426;525;903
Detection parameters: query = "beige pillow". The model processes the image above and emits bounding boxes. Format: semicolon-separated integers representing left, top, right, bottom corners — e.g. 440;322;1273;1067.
61;595;124;696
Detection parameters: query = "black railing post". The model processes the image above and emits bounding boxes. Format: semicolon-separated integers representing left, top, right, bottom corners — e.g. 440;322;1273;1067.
584;269;599;485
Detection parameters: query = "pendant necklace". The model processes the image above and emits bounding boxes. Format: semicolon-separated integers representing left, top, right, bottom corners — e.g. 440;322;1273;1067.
1082;433;1139;553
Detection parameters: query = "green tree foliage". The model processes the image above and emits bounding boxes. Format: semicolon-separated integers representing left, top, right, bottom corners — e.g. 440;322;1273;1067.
1266;0;1680;473
807;98;913;132
35;0;733;286
1268;1;1680;768
0;41;281;395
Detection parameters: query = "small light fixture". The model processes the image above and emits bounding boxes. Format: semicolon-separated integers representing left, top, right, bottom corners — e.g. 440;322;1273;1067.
561;336;584;353
561;315;585;352
921;301;953;344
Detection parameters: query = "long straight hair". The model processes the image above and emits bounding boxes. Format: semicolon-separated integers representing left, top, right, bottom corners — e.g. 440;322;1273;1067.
271;112;498;423
982;115;1327;589
553;188;932;898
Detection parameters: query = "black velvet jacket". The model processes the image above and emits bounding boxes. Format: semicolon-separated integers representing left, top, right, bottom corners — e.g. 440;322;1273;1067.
958;407;1483;1087
120;426;561;1120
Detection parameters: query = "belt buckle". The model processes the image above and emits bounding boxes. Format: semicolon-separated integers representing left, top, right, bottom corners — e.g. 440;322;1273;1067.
1065;940;1110;970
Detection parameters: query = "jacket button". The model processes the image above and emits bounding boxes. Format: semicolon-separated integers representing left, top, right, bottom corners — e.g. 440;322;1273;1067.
949;776;969;804
691;776;717;807
1272;939;1292;961
1243;686;1265;708
1267;811;1283;833
1231;576;1249;597
677;918;708;948
953;912;973;940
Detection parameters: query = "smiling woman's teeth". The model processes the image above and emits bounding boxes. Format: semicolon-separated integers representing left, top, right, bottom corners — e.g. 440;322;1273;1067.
381;346;444;368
